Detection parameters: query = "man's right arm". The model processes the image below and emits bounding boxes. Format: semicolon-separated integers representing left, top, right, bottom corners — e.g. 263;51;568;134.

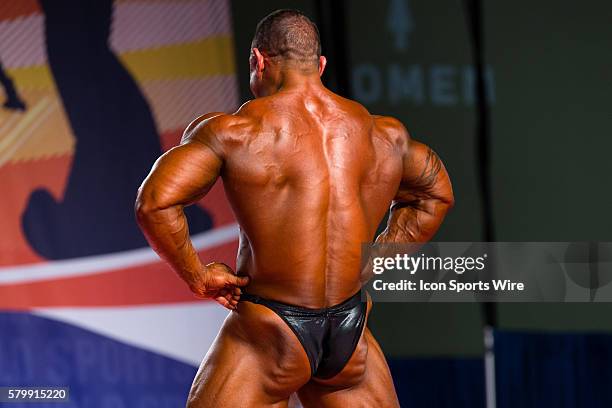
376;119;454;243
135;114;248;309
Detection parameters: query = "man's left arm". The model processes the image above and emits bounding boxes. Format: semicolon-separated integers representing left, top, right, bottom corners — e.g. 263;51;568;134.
375;122;454;244
135;114;248;310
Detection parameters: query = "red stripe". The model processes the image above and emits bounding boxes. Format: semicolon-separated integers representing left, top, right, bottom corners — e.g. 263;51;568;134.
0;1;39;21
0;241;238;310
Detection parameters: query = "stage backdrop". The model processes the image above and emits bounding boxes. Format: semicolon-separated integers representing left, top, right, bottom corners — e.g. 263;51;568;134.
0;1;239;406
344;1;487;406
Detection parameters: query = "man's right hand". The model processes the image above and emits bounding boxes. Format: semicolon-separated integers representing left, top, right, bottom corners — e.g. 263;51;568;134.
190;262;250;310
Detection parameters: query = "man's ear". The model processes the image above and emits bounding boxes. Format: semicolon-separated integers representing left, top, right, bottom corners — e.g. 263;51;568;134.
318;55;327;77
253;47;266;77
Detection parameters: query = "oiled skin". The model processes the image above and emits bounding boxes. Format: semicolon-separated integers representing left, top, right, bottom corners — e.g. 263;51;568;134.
136;56;454;407
225;91;405;307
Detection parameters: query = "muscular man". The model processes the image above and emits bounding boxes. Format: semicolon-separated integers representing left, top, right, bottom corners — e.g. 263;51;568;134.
136;9;453;408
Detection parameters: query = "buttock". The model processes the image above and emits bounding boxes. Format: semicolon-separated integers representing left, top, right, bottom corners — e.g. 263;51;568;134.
240;291;368;379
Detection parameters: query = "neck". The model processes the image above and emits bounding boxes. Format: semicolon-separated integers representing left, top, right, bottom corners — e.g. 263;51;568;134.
277;68;324;93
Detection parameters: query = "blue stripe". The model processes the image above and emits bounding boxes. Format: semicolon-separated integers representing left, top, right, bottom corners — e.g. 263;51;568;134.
0;312;196;408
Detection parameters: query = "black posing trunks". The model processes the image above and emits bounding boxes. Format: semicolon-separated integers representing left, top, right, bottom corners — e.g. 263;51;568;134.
240;291;367;379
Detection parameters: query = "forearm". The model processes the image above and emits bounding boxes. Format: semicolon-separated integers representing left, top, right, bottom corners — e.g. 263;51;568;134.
135;203;203;290
376;198;452;244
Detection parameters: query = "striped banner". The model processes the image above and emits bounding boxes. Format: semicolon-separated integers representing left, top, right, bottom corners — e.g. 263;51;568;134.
0;1;240;405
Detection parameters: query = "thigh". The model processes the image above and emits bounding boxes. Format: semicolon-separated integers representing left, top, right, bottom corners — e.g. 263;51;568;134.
187;302;312;408
297;328;400;408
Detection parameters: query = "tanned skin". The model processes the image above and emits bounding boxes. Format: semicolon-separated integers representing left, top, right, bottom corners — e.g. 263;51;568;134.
136;47;454;407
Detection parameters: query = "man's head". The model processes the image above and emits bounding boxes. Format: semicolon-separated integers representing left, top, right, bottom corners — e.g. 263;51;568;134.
249;9;326;98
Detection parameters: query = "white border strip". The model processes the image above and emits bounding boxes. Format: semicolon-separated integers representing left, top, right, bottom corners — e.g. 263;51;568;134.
0;223;239;285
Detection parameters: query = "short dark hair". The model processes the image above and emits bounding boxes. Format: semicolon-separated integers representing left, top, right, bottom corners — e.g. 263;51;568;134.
251;9;321;65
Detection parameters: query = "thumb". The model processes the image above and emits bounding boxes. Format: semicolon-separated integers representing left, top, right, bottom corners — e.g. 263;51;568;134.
227;274;250;287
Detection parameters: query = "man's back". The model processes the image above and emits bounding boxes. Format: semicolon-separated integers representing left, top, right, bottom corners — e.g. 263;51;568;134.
217;88;404;307
135;9;453;407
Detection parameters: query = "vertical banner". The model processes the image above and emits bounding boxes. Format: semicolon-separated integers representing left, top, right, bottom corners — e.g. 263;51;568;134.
345;1;488;406
345;0;487;357
0;1;239;405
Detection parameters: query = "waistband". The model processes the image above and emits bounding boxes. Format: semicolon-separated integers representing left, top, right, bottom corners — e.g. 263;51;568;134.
240;290;363;316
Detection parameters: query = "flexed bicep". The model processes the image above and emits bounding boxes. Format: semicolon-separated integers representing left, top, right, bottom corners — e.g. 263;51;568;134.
137;141;222;211
137;111;227;212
